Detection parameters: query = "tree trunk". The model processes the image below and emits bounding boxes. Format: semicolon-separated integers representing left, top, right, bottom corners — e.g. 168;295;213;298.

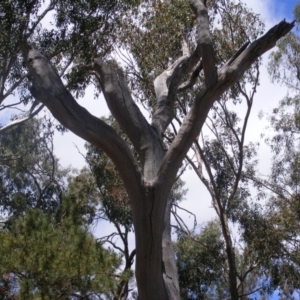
132;146;180;299
133;186;168;299
218;210;239;300
132;189;180;299
162;198;180;299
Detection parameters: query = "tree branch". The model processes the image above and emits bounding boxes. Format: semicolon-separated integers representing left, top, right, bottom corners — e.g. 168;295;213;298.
223;19;295;73
189;0;217;86
152;55;195;135
178;62;203;93
0;101;44;134
93;60;159;159
151;0;218;136
156;20;294;191
20;42;143;204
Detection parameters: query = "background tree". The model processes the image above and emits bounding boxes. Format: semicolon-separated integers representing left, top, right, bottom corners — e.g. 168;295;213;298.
183;3;300;299
175;220;228;300
174;56;267;298
0;118;67;219
0;116;186;299
0;120;126;299
200;4;300;299
235;5;300;298
173;4;300;298
167;2;264;298
0;208;121;299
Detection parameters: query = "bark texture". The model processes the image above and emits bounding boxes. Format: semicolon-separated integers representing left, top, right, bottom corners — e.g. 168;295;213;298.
20;2;294;297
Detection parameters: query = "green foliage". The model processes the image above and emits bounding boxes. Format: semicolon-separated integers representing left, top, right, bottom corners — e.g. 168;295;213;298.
0;0;140;106
294;3;300;24
250;95;300;297
268;3;300;92
84;116;133;228
268;32;300;91
201;105;257;219
118;0;264;116
0;207;121;299
65;167;101;226
238;5;300;295
86;145;132;228
0;118;68;220
175;221;227;300
119;0;194;108
0;118;126;299
176;219;275;299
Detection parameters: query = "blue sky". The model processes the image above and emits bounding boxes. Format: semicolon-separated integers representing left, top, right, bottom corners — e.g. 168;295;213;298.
245;0;298;26
276;0;298;18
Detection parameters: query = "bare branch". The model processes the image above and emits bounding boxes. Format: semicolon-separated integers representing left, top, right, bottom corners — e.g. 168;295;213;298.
151;0;221;136
172;202;198;231
222;19;295;72
25;0;58;39
152;33;205;135
222;41;250;69
238;286;263;299
152;55;189;135
1;74;28;103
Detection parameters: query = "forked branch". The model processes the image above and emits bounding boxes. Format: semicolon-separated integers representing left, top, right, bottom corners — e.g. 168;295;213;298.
20;42;143;204
151;0;216;136
93;60;158;157
157;19;294;190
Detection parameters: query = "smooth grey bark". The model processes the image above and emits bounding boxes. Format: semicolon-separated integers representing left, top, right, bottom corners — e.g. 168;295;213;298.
20;1;294;297
162;199;180;299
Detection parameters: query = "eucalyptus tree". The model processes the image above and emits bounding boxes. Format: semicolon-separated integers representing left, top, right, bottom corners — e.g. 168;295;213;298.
176;51;264;298
116;0;291;298
179;2;300;296
174;3;300;295
208;4;300;298
268;3;300;92
81;116;186;299
163;1;264;298
15;0;295;298
244;5;300;296
175;220;228;300
184;68;261;299
76;143;136;300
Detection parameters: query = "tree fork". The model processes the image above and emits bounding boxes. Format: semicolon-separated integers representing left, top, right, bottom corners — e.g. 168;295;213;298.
20;17;294;300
